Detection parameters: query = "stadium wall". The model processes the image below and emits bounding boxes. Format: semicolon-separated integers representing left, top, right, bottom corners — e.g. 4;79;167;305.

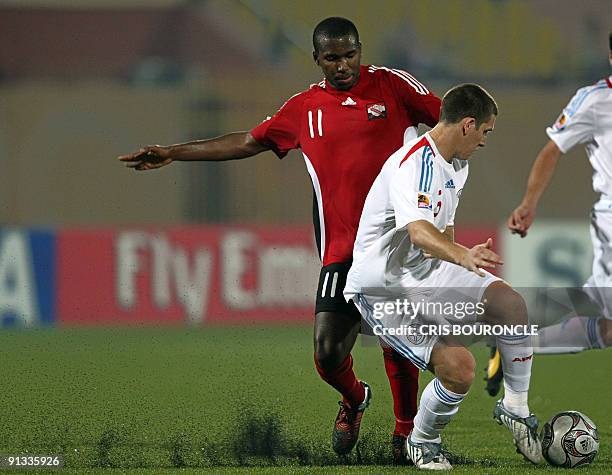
0;83;599;227
1;222;593;328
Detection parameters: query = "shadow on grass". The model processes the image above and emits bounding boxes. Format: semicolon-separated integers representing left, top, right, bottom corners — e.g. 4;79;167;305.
168;409;490;468
85;408;494;469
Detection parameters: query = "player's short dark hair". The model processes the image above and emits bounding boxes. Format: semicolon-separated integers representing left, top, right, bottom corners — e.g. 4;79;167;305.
440;84;498;127
313;17;360;53
609;31;611;51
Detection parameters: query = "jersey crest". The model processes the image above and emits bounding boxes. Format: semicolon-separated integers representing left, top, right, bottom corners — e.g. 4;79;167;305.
367;102;387;120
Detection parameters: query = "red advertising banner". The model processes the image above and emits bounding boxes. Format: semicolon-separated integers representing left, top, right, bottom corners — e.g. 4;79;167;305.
57;226;320;325
56;225;498;326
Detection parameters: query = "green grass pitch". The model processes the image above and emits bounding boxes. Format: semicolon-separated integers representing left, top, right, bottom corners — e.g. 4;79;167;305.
0;326;608;473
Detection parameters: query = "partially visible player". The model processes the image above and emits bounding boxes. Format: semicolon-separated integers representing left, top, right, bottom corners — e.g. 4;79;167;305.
118;17;441;461
485;33;612;394
345;84;541;470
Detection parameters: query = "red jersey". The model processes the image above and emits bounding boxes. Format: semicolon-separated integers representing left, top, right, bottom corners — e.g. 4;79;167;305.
251;65;440;266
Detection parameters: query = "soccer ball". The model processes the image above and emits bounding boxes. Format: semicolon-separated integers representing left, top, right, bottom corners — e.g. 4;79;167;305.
541;411;599;468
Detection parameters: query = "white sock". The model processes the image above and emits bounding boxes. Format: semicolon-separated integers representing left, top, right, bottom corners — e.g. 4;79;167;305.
411;378;466;444
502;384;529;418
497;335;532;417
532;317;604;354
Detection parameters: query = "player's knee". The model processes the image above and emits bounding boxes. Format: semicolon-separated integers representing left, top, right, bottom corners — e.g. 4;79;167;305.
314;335;347;371
484;283;527;326
313;312;359;370
434;347;475;394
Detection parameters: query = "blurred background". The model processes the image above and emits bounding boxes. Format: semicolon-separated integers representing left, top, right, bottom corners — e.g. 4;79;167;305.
1;0;611;326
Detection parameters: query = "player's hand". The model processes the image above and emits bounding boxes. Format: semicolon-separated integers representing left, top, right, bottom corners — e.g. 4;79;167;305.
117;145;173;171
507;204;535;238
460;238;503;277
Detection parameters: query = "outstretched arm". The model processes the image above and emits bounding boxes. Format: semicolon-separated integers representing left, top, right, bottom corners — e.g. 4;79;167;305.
407;220;502;277
507;139;562;237
118;132;269;171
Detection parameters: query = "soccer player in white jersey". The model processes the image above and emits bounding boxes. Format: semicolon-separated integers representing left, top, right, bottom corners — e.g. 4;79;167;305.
501;33;612;357
345;84;541;470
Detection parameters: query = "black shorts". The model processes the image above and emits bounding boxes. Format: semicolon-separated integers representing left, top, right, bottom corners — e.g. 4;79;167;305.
315;262;361;319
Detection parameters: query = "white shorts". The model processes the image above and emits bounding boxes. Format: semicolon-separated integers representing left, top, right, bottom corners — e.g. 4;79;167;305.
584;202;612;319
351;260;503;370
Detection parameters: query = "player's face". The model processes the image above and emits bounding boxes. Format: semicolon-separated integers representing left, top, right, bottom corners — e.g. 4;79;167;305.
459;115;496;160
313;36;362;90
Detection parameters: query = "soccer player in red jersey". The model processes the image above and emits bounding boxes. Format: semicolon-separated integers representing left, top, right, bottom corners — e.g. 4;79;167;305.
119;17;441;461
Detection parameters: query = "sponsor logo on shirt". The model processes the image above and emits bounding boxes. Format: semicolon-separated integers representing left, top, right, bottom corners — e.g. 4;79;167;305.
367;102;387;120
445;179;455;189
341;97;357;106
417;192;432;209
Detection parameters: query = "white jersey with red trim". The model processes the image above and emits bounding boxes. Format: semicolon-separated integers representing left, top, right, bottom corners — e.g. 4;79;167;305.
345;132;469;297
547;76;612;198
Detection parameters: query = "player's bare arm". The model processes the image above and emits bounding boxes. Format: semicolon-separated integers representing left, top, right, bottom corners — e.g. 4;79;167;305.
423;226;454;258
407;220;502;277
443;225;454;242
508;139;562;237
118;132;268;171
